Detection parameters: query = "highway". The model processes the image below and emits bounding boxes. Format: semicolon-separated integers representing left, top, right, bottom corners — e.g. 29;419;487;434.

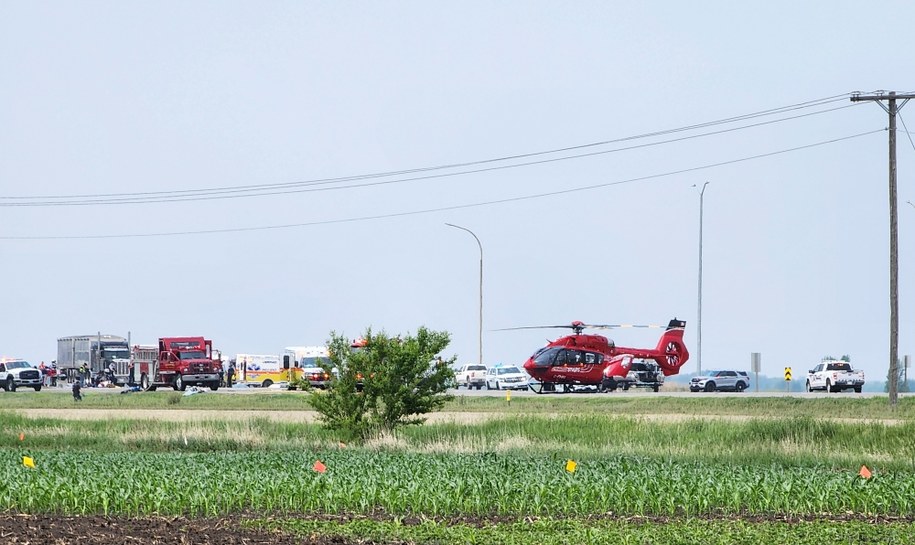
18;382;898;399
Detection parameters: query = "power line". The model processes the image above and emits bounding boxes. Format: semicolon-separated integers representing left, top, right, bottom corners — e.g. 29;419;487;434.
2;94;857;203
1;102;862;207
3;93;853;202
0;128;882;240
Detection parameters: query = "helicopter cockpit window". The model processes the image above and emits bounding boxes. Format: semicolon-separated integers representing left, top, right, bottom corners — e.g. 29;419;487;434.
554;349;586;366
532;347;560;367
584;352;602;365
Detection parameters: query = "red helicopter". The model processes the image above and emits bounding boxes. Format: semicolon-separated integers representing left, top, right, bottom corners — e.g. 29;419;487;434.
502;318;689;393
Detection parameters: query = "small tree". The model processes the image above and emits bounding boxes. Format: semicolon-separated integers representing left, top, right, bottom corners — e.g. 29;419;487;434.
884;360;911;394
308;332;376;441
821;355;851;362
310;327;456;442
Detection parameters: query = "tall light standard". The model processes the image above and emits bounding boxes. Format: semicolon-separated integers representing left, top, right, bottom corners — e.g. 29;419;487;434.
693;182;710;375
446;223;483;365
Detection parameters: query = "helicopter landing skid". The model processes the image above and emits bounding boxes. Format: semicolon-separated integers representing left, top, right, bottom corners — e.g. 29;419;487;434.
529;381;579;394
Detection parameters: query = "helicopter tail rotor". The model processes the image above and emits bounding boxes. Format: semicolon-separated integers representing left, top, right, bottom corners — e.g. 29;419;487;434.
655;319;689;375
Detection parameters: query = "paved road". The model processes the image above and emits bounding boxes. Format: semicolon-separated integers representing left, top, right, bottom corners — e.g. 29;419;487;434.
450;387;893;398
18;383;897;399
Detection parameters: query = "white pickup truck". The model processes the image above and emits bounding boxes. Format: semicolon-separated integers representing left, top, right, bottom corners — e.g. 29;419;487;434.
806;360;865;393
0;359;43;392
454;364;488;390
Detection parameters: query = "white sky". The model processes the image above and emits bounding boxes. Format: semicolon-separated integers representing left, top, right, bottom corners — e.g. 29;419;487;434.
1;1;913;381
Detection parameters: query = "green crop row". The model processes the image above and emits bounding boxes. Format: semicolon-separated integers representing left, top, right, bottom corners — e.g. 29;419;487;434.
3;449;914;517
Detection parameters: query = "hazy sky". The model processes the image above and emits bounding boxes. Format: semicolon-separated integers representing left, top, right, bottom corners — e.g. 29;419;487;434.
2;1;913;382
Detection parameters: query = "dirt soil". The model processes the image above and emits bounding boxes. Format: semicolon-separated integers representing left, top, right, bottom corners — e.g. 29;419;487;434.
0;514;364;545
3;513;911;544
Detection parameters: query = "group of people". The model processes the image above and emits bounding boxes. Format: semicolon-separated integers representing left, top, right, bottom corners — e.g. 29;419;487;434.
37;361;60;387
71;362;122;387
70;362;120;400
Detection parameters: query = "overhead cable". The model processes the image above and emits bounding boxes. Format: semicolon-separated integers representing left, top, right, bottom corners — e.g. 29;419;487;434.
1;102;861;207
0;93;856;205
0;128;882;240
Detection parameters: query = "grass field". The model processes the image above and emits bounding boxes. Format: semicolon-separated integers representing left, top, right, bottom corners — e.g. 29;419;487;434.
3;392;914;543
5;389;915;419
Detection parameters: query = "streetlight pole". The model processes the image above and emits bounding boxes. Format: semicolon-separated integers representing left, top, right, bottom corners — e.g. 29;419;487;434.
693;182;709;375
446;223;483;366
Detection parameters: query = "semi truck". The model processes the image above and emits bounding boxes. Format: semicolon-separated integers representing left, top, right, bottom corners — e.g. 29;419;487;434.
131;336;222;391
57;334;131;384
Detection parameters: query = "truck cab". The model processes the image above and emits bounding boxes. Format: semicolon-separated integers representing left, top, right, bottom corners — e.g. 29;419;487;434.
136;337;222;391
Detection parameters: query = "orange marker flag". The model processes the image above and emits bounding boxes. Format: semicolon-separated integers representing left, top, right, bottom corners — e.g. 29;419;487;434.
22;456;35;469
313;460;327;473
859;465;872;479
565;459;577;473
18;433;24;442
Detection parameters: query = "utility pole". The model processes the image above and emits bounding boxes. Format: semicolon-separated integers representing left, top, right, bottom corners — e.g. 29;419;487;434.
850;91;915;406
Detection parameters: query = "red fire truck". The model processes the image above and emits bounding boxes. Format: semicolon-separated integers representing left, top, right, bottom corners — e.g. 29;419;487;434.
131;337;222;391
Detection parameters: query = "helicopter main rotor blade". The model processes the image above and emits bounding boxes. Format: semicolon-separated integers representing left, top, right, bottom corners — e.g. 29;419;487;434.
491;325;577;332
493;322;666;332
586;323;664;330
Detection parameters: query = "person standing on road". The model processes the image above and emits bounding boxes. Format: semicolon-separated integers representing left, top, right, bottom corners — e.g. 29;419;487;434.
226;362;235;388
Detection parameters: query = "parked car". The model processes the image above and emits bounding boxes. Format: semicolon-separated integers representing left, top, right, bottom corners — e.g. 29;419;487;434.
689;370;749;392
454;364;488;389
806;361;865;393
484;365;528;391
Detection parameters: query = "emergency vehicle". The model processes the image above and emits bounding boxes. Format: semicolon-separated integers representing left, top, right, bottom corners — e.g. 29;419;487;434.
233;353;288;388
